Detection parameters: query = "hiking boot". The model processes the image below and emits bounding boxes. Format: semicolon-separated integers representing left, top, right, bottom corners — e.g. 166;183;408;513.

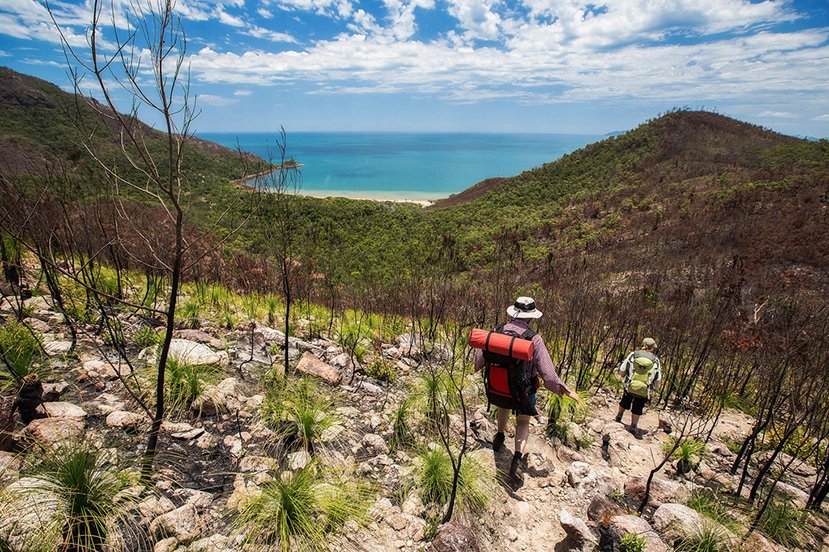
492;432;505;452
509;451;526;483
628;426;644;439
614;414;622;423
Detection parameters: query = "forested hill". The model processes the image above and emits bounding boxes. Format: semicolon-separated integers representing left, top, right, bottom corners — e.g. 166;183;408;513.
0;67;251;194
427;110;829;296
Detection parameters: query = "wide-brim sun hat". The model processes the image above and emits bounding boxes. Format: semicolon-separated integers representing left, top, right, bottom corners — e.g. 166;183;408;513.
507;296;543;319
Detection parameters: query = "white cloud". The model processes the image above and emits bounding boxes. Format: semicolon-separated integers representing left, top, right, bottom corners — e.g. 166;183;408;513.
4;0;827;124
197;93;239;106
246;25;297;43
758;111;795;118
348;9;382;35
815;115;829;121
516;0;796;48
20;57;62;67
0;11;90;47
273;0;354;19
188;24;829;109
217;8;246;27
234;89;252;96
446;0;501;42
381;0;435;41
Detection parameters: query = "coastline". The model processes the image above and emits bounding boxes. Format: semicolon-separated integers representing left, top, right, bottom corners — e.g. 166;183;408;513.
234;172;437;206
299;189;439;207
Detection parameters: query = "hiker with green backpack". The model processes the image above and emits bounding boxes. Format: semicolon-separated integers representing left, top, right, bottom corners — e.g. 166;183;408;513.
614;337;662;439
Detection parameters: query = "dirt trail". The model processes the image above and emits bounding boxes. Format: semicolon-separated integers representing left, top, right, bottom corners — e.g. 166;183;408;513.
340;388;759;552
477;392;755;551
481;396;663;550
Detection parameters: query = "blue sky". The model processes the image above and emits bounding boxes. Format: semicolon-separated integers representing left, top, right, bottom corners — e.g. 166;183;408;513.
1;0;828;136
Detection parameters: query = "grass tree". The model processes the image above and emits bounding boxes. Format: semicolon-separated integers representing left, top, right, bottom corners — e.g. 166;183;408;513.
232;462;371;551
0;440;142;551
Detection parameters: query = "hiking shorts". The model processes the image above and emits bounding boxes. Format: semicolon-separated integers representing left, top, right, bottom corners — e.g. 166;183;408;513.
620;390;647;416
500;392;537;416
516;392;537;416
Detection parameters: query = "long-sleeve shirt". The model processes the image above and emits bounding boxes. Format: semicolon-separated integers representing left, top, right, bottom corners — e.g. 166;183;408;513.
474;319;572;396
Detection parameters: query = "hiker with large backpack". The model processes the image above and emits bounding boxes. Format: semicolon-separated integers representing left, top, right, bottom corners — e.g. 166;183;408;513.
615;337;662;439
472;296;579;483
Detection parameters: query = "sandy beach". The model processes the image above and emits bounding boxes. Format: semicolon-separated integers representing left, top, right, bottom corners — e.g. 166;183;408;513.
298;189;439;207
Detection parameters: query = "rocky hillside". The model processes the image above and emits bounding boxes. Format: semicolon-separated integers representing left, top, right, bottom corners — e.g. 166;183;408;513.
0;285;826;551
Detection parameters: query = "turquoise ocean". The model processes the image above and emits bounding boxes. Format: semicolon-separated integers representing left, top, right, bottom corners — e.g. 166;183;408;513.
200;132;602;201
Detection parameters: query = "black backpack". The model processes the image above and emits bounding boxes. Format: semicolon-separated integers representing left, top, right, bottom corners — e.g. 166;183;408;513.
482;325;539;415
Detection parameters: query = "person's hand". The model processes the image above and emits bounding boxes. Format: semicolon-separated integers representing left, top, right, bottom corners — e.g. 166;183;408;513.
567;389;581;403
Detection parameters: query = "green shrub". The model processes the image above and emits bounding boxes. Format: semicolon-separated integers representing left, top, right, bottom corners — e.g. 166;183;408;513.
64;299;98;324
178;300;201;329
260;371;288;423
619;532;647;552
90;269;120;299
159;356;219;414
365;357;396;383
0;321;42;389
414;370;467;423
664;437;706;474
757;499;811;548
265;296;279;327
686;489;731;526
221;310;237;330
232;463;371;552
262;377;336;455
208;284;229;309
377;317;407;345
142;276;165;310
390;397;416;451
675;521;735;551
306;318;327;341
761;423;817;465
414;446;492;515
132;326;161;348
545;391;590;449
335;324;368;362
721;436;742;456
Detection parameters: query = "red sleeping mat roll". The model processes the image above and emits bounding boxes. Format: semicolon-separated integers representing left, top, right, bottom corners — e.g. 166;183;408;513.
468;328;534;361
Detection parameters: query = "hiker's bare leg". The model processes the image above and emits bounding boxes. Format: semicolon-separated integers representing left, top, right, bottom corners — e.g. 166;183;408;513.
631;413;640;428
515;414;531;454
497;407;510;433
616;405;625;419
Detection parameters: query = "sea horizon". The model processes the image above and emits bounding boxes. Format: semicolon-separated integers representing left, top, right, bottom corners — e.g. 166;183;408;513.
201;131;603;201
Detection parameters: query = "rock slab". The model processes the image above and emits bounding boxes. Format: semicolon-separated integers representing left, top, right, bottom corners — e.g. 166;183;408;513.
608;515;669;552
624;476;689;508
559;509;598;551
150;503;200;544
168;339;227;366
24;417;84;444
296;352;341;384
429;523;480;552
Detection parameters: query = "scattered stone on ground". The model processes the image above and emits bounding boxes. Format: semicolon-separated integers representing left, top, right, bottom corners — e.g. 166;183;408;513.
296;351;342;384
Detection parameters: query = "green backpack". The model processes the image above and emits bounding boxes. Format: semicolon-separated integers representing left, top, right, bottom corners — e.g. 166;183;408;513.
627;350;657;398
